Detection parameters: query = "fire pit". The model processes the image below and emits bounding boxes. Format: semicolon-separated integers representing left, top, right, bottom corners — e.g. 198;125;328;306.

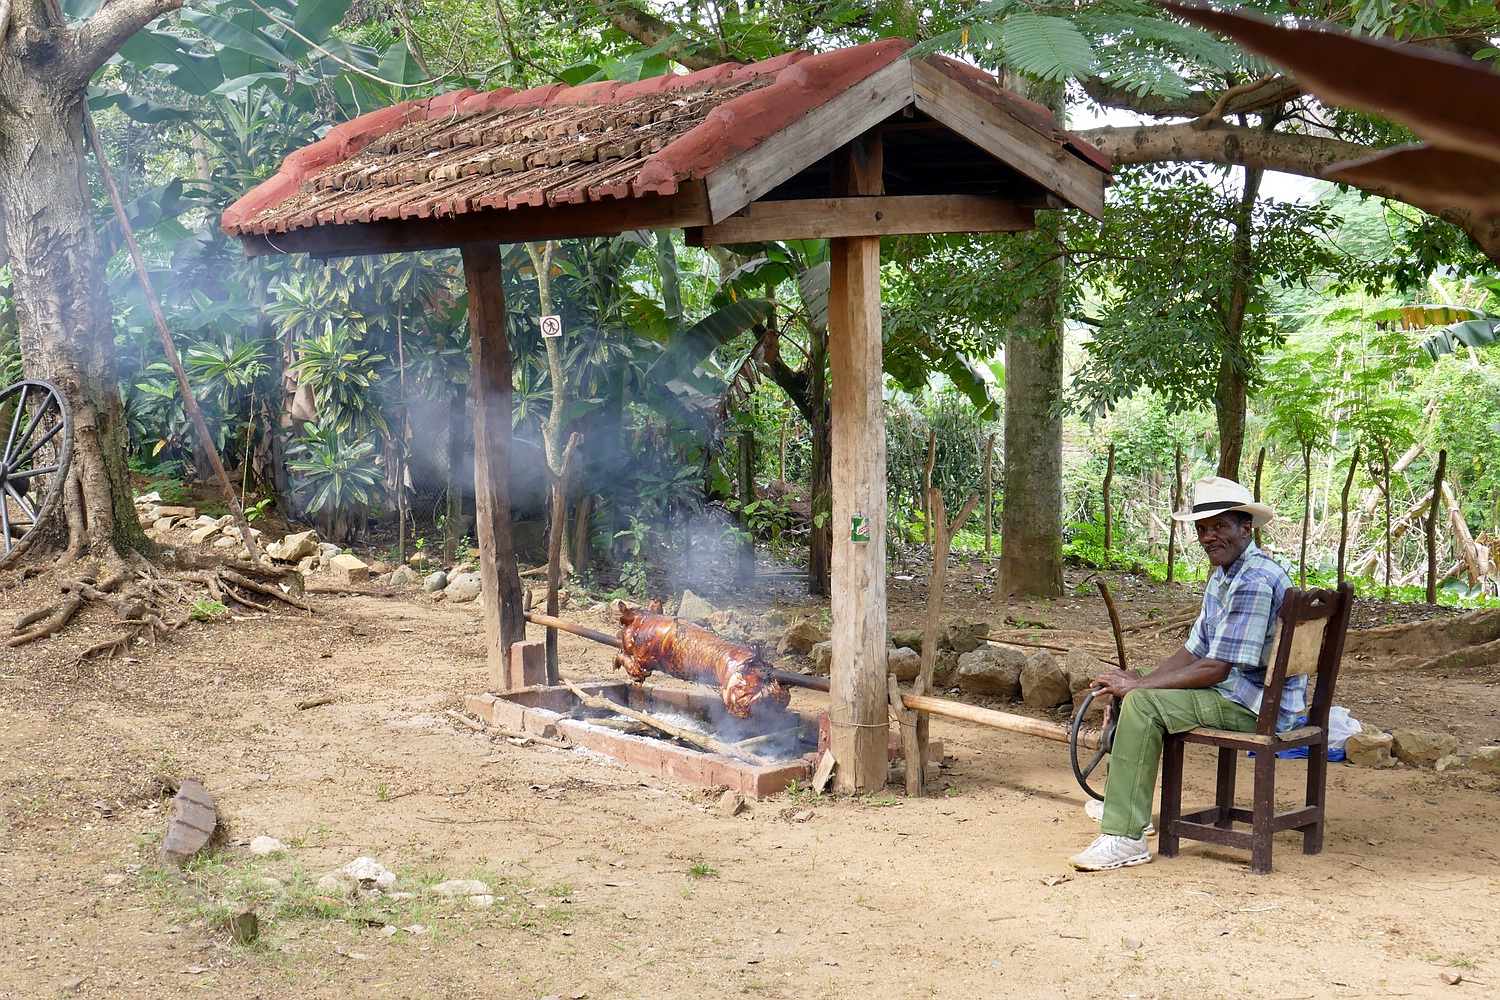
464;682;940;798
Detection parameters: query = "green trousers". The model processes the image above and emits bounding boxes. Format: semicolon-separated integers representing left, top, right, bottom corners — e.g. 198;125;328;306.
1100;686;1258;839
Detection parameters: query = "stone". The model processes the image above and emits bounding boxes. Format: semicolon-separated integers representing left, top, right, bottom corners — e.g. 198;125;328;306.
945;621;992;655
430;879;490;897
407;550;435;569
1391;729;1459;766
297;556;319;574
931;651;961;687
717;789;747;816
342;857;397;891
317;542;341;557
315;873;352;896
189;524;222;545
1435;754;1464;772
368;560;391;575
212;535;240;549
159;777;216;867
423;570;449;593
887;646;921;682
676;589;715;623
444;572;481;603
153;516;177;532
1344;731;1393;767
328;553;370;587
778;618;828;655
388;565;419;587
136;491;162;505
888;629;924;653
808;641;832;675
956;645;1026;699
1021;650;1071;710
1466;746;1500;776
248;836;284;857
156;505;197;518
267;529;319;563
190;514;220;528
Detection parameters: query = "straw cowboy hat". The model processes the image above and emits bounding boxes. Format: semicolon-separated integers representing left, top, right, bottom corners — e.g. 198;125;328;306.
1172;476;1276;529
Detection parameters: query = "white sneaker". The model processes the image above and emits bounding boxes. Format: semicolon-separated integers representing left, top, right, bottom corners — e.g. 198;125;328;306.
1068;834;1151;871
1083;797;1155;836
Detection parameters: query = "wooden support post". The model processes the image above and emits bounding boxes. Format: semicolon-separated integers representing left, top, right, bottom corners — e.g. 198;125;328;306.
828;133;888;794
462;243;526;689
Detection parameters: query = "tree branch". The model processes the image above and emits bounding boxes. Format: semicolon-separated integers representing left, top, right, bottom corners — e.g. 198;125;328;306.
1082;74;1301;120
586;0;727;71
1079;119;1500;263
73;0;184;83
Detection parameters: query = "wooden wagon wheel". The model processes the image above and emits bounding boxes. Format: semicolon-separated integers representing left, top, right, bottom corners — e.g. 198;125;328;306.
1069;690;1118;801
0;379;73;568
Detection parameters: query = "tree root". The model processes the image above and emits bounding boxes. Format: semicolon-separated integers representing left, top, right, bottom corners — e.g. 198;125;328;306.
5;558;315;659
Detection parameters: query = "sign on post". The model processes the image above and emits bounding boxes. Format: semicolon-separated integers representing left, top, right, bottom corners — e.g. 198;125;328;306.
540;315;563;338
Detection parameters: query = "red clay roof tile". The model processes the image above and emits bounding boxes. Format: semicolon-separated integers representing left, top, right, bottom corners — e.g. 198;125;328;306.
222;38;1110;242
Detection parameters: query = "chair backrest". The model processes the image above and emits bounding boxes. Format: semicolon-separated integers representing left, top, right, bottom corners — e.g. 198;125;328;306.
1255;583;1355;737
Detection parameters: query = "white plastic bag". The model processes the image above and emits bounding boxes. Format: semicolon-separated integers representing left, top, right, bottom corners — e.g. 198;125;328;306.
1327;706;1360;753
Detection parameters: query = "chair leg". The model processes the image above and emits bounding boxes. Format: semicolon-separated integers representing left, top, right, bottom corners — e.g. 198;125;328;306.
1250;749;1277;874
1160;737;1184;858
1214;748;1237;829
1304;741;1328;856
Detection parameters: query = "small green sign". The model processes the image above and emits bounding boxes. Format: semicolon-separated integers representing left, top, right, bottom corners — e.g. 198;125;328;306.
850;512;870;543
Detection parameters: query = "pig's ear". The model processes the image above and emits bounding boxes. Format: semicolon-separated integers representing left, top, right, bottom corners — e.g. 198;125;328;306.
648;598;664;613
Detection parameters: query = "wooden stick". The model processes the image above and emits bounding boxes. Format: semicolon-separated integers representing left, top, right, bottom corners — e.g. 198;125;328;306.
524;610;621;648
1427;448;1447;604
444;709;573;749
983;635;1119;665
563;679;766;765
903;489;980;796
922;427;937;545
899;693;1102;750
1096;580;1128;673
1338;444;1360;588
731;724;810;751
1102;442;1115;558
983;433;996;559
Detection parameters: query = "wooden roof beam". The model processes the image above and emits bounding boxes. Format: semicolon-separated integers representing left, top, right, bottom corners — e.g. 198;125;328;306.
687;194;1035;246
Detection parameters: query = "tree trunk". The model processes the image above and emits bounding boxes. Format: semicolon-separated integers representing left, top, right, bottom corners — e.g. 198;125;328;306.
1215;164;1264;481
998;74;1065;598
2;62;149;566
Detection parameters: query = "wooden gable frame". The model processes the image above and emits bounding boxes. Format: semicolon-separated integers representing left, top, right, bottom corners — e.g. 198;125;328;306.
225;42;1110;793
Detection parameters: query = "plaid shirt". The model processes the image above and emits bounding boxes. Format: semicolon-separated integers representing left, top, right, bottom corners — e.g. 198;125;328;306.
1185;542;1304;731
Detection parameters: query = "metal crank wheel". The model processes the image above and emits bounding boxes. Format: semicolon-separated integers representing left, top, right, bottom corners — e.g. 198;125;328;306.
0;379;73;568
1069;689;1118;801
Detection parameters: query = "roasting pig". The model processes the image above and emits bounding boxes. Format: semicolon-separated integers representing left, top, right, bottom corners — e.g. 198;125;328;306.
614;601;790;718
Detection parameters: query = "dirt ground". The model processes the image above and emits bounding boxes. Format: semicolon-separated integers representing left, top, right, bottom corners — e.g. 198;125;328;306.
2;556;1498;1000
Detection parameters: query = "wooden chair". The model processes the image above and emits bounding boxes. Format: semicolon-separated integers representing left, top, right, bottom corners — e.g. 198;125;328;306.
1158;583;1354;874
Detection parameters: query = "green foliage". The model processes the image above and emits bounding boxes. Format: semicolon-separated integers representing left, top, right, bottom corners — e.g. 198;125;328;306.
1071;164;1345;420
188;598;228;621
285;422;383;539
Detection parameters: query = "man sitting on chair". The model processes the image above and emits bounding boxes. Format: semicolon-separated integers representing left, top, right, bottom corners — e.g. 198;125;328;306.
1068;476;1299;872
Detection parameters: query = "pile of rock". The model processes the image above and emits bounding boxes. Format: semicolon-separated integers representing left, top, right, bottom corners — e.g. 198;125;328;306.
789;617;1108;723
1344;728;1500;773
